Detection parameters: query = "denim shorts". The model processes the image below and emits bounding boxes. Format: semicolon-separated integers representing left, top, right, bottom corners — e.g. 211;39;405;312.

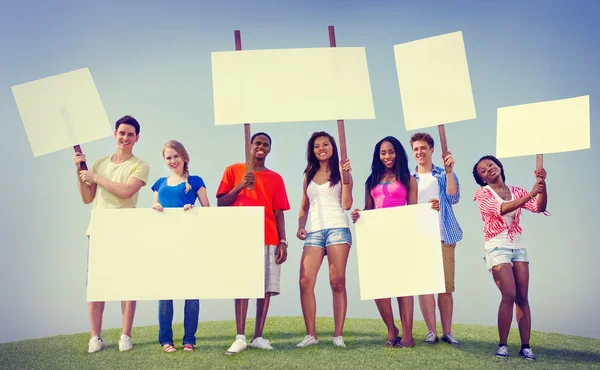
483;247;529;272
304;227;352;253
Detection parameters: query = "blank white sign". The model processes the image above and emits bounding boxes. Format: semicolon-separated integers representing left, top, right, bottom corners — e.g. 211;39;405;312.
394;31;476;131
87;207;265;302
354;204;445;300
496;95;590;158
211;47;376;125
11;68;113;157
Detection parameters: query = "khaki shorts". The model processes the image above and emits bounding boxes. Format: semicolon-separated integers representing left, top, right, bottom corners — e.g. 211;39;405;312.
264;245;281;296
441;242;456;293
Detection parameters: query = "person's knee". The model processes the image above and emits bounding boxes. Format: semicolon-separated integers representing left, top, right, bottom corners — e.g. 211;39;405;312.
299;276;316;292
515;292;529;307
329;275;346;293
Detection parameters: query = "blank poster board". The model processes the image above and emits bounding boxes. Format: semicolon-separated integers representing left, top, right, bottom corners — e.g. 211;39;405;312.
394;31;476;131
211;47;375;125
87;207;265;302
496;95;590;158
11;68;113;157
354;204;445;300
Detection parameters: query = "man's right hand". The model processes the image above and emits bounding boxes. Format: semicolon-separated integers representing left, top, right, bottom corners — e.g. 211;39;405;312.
73;152;86;169
239;172;255;189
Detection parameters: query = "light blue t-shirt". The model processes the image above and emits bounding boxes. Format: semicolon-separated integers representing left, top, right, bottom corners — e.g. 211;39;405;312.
151;175;206;207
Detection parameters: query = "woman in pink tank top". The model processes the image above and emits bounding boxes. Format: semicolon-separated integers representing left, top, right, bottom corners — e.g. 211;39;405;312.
351;136;420;348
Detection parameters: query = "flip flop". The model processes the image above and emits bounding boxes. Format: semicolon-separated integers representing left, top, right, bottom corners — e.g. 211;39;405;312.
384;336;401;347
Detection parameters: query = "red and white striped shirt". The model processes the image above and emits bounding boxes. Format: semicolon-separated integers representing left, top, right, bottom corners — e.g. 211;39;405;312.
474;185;550;242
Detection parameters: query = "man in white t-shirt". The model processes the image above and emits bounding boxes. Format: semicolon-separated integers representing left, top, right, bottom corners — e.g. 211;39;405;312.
73;115;150;353
410;132;463;347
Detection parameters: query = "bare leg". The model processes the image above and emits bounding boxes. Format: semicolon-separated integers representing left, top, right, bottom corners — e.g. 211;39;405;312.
374;298;398;341
121;301;136;337
438;293;453;335
513;262;531;345
254;293;273;339
326;244;350;337
299;247;325;338
89;301;105;338
235;299;249;335
419;294;437;335
398;296;415;346
492;264;517;344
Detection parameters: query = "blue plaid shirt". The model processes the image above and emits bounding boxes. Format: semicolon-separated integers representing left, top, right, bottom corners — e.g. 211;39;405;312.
411;165;463;244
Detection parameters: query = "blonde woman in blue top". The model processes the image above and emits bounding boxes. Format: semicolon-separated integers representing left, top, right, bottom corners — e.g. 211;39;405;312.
151;140;210;353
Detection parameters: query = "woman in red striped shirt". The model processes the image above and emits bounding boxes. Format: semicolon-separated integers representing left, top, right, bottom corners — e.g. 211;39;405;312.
472;155;548;361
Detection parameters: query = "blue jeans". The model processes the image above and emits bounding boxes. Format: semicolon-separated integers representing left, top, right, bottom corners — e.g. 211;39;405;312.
158;300;200;346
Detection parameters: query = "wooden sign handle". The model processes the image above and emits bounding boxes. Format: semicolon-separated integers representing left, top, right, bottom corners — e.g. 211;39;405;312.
74;145;88;171
536;154;543;171
234;30;254;191
329;25;350;185
437;124;451;172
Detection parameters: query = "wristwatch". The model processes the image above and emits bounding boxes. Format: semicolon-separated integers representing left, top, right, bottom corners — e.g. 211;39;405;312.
279;239;288;247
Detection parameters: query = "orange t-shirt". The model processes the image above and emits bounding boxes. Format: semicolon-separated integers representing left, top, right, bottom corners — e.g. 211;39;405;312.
216;163;290;246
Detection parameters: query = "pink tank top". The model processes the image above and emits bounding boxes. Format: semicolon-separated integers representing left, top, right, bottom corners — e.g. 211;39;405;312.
371;181;408;209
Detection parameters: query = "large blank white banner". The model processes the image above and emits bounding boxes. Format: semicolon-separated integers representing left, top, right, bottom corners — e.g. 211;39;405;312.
394;31;476;131
354;204;445;300
11;68;112;157
87;207;265;302
496;95;590;158
211;47;376;125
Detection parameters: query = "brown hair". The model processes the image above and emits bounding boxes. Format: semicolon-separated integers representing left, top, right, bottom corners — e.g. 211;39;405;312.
409;132;434;149
162;140;191;193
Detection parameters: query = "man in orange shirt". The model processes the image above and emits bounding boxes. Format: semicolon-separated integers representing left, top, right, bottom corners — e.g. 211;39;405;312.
216;132;290;354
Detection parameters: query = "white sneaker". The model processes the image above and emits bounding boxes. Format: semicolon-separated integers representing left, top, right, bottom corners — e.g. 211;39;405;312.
333;336;346;348
296;335;319;347
226;335;248;354
119;334;133;352
88;336;105;353
249;337;273;350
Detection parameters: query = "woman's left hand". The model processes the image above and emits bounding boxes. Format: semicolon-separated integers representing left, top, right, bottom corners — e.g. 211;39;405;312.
183;204;194;211
534;167;547;180
340;158;352;173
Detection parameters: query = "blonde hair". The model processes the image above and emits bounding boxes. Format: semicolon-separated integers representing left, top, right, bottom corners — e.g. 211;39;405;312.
162;140;192;193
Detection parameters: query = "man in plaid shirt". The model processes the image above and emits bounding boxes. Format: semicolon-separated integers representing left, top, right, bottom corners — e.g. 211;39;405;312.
410;132;463;347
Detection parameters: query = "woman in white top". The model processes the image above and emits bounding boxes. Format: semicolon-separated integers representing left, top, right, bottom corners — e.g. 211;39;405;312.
296;131;353;348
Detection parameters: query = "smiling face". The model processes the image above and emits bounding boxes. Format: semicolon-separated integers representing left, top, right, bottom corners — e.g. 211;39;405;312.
412;140;433;167
313;136;333;162
163;147;184;175
251;134;271;160
476;159;503;185
379;140;396;169
114;123;138;151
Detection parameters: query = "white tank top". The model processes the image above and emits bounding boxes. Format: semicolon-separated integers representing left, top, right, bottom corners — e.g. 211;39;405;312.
306;180;349;233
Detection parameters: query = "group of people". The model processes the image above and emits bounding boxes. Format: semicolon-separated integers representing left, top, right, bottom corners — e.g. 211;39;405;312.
74;115;548;361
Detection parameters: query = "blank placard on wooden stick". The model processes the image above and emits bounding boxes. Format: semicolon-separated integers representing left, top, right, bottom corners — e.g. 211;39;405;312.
211;47;375;125
354;204;445;300
87;207;265;302
496;95;590;159
394;31;476;131
11;68;112;157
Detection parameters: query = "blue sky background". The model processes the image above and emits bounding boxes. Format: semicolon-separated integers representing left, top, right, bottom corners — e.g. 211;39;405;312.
0;0;598;343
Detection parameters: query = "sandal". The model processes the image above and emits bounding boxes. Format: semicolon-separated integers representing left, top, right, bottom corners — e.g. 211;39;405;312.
163;344;176;353
394;339;415;348
183;344;194;351
384;336;401;347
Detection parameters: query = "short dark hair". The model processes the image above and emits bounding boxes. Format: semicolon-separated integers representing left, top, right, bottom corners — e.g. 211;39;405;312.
115;115;140;135
251;132;272;145
472;155;506;187
409;132;434;149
